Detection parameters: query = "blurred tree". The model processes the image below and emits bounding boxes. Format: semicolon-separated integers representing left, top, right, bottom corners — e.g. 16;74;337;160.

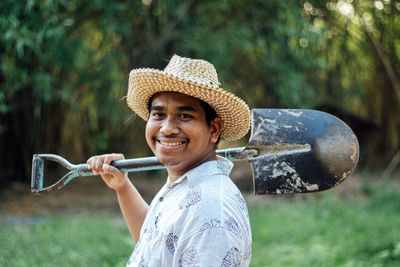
0;0;78;183
1;0;399;186
180;0;322;109
303;0;400;163
0;0;133;184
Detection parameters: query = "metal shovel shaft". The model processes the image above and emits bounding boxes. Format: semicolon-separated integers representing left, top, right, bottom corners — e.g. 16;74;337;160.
31;147;257;193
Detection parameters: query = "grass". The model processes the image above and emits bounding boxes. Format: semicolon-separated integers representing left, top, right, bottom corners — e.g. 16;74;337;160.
0;215;133;267
1;178;400;266
250;187;400;267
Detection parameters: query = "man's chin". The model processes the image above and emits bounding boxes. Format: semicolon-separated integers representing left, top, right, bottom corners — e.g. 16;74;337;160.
157;156;181;168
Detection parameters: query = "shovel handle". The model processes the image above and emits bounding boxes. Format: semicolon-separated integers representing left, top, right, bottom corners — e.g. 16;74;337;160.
31;147;257;193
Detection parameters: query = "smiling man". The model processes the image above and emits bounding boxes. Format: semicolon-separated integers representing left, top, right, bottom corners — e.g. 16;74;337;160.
87;55;252;266
146;92;222;178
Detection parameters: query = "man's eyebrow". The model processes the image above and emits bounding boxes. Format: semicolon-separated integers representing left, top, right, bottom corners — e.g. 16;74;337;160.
149;105;164;111
149;105;197;112
177;106;196;112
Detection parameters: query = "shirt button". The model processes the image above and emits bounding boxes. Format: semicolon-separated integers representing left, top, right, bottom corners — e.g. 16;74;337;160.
159;197;164;202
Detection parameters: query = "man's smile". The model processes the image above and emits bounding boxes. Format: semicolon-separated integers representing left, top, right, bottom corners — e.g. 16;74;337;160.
159;141;184;146
155;137;188;149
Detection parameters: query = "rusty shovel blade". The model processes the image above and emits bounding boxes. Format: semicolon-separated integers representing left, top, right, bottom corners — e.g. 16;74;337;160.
249;109;359;194
31;109;359;194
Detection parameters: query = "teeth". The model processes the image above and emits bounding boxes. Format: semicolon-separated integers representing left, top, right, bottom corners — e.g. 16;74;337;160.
160;141;183;146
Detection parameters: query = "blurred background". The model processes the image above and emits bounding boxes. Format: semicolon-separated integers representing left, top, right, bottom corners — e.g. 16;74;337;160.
0;0;399;266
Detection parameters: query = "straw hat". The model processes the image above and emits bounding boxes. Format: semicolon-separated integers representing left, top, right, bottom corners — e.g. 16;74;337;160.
127;54;250;141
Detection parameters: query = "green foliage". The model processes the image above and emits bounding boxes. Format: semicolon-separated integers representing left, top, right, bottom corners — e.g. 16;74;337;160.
1;0;399;184
305;0;400;157
181;0;322;108
0;215;132;266
249;184;400;266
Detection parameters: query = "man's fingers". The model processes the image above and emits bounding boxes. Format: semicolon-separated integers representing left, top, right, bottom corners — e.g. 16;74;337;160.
102;164;122;176
103;156;111;165
87;154;125;176
87;157;103;175
86;156;95;169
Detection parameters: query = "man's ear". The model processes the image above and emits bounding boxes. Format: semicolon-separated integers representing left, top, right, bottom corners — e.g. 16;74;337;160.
210;117;223;143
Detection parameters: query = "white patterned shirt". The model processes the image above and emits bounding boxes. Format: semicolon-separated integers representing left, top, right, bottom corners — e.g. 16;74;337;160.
127;156;252;267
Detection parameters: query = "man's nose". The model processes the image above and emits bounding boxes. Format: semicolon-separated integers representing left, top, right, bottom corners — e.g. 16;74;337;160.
160;117;179;135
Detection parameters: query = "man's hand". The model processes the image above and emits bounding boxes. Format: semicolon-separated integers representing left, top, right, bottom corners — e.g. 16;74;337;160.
87;153;148;241
87;153;130;192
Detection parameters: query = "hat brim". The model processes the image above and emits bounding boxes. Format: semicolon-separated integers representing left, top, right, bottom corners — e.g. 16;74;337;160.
127;68;250;141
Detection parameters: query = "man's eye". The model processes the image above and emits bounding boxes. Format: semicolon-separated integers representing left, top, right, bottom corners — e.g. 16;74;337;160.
178;114;193;119
152;112;164;118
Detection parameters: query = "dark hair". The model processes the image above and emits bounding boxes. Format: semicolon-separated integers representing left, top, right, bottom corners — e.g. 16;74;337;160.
198;99;218;126
199;99;221;145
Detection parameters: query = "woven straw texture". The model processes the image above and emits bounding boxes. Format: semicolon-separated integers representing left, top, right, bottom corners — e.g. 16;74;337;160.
127;54;250;141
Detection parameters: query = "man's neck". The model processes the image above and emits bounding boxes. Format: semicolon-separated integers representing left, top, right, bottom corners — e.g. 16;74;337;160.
167;152;218;183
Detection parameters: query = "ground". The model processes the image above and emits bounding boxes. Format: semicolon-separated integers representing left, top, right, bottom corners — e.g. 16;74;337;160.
1;169;400;266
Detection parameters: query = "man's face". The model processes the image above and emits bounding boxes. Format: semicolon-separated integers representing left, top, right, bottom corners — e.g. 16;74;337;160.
145;92;222;180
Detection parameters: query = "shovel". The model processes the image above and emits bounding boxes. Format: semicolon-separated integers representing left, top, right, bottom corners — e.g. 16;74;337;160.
31;109;359;194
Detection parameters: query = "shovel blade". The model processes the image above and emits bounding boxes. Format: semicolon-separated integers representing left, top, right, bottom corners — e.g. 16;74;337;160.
249;109;359;194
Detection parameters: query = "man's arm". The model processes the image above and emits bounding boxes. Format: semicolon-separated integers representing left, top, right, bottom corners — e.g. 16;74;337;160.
87;153;149;242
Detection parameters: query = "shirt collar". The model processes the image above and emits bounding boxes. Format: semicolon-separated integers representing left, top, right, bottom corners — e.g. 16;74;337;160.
167;156;234;188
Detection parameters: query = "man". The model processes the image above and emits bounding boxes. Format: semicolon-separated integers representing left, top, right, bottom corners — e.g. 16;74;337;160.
87;55;252;266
